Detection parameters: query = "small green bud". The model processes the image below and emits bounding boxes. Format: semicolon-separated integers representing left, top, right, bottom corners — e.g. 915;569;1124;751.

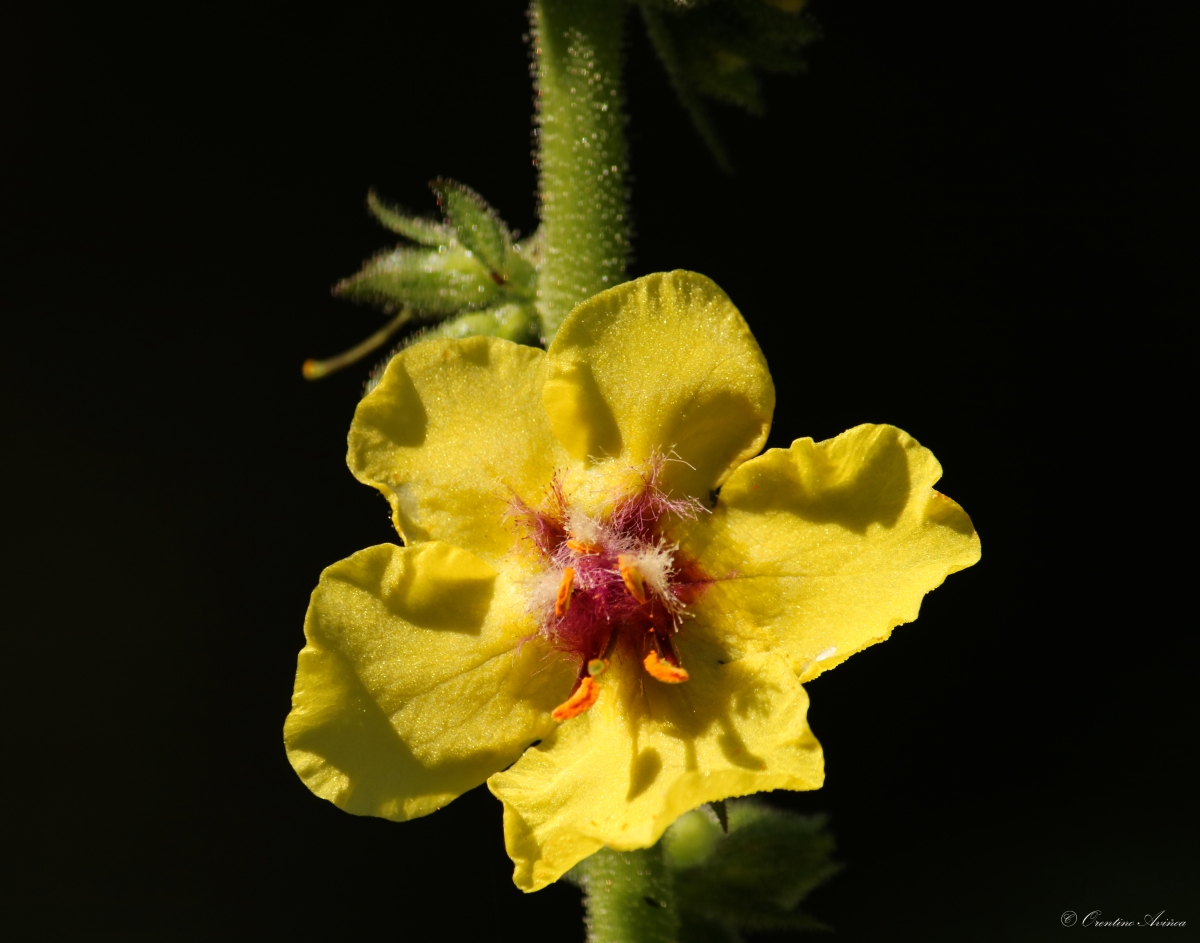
335;245;500;315
663;807;723;869
420;303;539;345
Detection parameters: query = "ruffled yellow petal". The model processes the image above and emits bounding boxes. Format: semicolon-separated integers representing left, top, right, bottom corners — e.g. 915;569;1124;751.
285;542;572;822
543;271;774;501
488;644;823;891
678;423;981;681
349;337;568;564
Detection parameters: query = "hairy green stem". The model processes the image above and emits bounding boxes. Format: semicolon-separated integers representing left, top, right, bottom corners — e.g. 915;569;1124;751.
573;847;680;943
532;0;628;341
532;3;674;938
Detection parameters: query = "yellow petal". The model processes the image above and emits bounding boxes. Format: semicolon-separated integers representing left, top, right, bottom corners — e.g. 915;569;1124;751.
285;542;573;822
349;337;568;564
543;271;774;500
488;645;823;891
678;423;981;681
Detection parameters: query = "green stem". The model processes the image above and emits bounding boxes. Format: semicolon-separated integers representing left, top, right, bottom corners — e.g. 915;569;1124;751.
532;0;629;341
573;847;680;943
532;3;673;935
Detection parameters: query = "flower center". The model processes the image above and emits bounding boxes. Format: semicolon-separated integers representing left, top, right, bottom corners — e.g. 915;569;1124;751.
508;458;710;722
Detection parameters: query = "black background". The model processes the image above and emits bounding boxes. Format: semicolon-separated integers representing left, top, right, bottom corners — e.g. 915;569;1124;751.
4;1;1192;939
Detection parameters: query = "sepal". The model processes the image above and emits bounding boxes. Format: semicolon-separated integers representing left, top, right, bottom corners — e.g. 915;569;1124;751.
422;303;540;344
334;245;500;315
366;189;451;245
663;800;839;939
432;178;512;276
363;303;540;395
313;183;543;384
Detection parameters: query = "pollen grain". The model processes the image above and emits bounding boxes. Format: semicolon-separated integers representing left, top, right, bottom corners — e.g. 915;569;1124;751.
643;650;689;684
617;555;648;604
552;676;600;722
555;567;576;616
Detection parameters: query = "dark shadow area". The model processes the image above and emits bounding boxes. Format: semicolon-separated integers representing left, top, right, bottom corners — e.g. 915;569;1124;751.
287;641;512;820
633;639;797;781
628;747;663;800
716;724;768;771
665;386;768;499
549;359;625;462
355;357;428;449
925;490;975;536
730;426;911;532
453;335;494;368
372;546;495;634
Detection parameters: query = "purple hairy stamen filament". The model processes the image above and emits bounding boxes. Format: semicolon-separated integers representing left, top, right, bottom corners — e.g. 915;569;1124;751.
549;544;681;669
607;458;706;543
506;479;568;557
508;457;713;677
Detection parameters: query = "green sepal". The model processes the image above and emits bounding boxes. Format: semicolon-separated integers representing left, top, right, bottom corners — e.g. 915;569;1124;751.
503;253;538;304
362;304;541;396
334;245;500;315
431;179;511;276
366;190;450;245
505;227;542;304
711;799;729;833
420;303;540;344
663;800;839;939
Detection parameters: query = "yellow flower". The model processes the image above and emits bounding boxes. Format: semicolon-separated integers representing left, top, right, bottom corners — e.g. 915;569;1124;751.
284;271;980;891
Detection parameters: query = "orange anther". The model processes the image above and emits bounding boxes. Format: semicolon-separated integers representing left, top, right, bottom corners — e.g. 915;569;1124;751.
643;650;689;684
552;676;600;722
555;567;575;616
567;539;603;555
617;554;647;604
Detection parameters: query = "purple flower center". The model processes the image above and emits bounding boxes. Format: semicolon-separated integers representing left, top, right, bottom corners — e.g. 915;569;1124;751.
508;458;712;701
